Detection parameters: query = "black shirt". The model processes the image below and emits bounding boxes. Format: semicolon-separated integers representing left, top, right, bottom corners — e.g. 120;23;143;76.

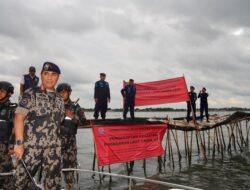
94;80;110;101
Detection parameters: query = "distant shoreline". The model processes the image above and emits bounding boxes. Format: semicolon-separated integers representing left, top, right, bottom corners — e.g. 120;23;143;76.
82;108;250;112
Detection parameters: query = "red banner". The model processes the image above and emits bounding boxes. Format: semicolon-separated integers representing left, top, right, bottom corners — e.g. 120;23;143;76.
93;124;167;166
124;76;189;106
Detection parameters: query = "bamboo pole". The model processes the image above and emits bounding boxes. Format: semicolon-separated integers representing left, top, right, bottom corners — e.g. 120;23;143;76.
212;129;216;158
108;165;112;182
169;132;175;169
246;120;250;146
220;126;226;150
208;130;211;155
184;131;188;157
215;128;220;153
227;125;232;153
231;123;237;151
163;128;170;167
170;129;182;161
217;127;224;157
189;131;193;165
202;131;206;154
168;129;172;162
185;131;190;160
158;156;162;173
98;166;102;183
195;131;200;155
235;124;242;152
238;121;247;147
143;159;147;177
198;130;207;160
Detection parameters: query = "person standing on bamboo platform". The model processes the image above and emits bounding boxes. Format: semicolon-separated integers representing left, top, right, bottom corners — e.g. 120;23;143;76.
198;87;209;122
13;62;65;190
121;79;136;120
186;86;197;123
56;83;86;190
0;81;16;190
94;73;110;120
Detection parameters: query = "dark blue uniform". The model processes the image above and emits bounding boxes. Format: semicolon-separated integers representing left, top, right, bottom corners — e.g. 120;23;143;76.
198;92;209;121
121;85;136;119
23;74;39;92
186;92;197;122
94;80;110;119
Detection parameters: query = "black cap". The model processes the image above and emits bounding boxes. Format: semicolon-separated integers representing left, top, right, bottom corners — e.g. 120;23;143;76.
129;79;134;82
190;86;195;89
41;62;61;74
0;81;14;94
29;66;36;72
100;73;106;76
56;83;72;93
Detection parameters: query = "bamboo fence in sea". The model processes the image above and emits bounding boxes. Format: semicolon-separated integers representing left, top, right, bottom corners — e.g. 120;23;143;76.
84;111;250;180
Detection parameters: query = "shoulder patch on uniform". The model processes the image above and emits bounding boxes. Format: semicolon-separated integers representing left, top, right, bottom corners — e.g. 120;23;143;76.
20;98;29;107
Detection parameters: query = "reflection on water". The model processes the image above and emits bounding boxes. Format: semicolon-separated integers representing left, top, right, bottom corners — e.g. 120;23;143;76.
75;112;250;190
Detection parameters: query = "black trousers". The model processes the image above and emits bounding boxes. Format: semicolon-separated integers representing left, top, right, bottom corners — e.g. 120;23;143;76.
187;103;196;122
94;101;108;119
200;103;209;121
123;100;135;119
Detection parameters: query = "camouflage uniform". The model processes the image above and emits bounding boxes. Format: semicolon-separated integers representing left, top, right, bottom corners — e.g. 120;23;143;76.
0;101;16;190
14;87;65;190
61;100;86;186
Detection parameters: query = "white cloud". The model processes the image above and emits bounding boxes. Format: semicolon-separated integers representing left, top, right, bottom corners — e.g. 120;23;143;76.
0;0;249;109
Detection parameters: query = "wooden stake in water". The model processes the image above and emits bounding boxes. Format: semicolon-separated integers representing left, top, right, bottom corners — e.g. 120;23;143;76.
143;159;147;177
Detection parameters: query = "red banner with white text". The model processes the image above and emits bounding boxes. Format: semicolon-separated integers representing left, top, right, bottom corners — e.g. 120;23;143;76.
93;124;167;166
124;76;189;106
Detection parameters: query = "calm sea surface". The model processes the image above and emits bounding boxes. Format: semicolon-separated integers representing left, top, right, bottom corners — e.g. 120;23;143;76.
74;111;250;190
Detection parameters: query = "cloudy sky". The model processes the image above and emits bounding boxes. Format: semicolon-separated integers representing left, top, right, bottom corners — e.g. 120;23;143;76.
0;0;249;109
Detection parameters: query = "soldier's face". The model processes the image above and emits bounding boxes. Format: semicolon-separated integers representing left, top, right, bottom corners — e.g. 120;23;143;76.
0;89;8;102
41;71;59;90
59;90;71;101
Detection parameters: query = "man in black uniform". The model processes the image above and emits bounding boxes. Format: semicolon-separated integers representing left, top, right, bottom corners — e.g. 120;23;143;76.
94;73;110;120
56;83;86;190
0;81;16;190
121;79;136;119
186;86;197;123
198;87;209;122
20;66;39;94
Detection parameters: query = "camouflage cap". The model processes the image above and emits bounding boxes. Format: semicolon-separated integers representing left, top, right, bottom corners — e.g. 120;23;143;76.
41;62;61;74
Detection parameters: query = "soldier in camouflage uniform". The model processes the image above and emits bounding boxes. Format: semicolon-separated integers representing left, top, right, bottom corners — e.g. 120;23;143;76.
56;83;86;190
13;62;65;190
0;81;16;190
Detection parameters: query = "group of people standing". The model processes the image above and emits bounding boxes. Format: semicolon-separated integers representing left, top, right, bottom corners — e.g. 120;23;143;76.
186;86;209;123
93;73;136;120
0;62;87;190
0;62;210;190
0;62;137;190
